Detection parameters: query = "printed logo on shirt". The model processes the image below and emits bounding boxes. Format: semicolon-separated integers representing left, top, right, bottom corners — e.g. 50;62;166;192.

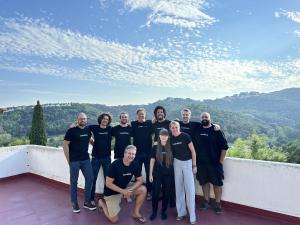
119;132;130;135
172;142;182;145
123;173;132;176
200;133;208;136
98;132;108;135
138;126;147;128
181;127;190;130
80;134;89;137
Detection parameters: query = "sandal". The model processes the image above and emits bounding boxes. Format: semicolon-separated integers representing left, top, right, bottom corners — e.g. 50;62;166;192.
133;216;147;224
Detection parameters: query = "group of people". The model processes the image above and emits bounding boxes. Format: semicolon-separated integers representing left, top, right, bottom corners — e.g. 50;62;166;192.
63;106;229;224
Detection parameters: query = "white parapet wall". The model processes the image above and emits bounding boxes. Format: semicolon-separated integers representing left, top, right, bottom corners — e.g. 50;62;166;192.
0;145;299;218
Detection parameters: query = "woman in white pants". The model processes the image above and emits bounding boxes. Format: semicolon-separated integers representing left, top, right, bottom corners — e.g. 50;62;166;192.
170;121;197;224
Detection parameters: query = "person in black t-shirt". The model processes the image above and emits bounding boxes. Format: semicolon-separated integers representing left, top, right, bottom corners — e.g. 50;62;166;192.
89;113;112;202
149;129;174;221
170;120;197;224
111;112;132;159
63;112;96;213
131;108;153;200
152;106;171;143
194;112;229;215
98;145;147;224
179;108;221;140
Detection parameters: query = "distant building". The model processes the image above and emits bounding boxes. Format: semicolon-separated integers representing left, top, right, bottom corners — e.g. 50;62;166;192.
0;108;7;113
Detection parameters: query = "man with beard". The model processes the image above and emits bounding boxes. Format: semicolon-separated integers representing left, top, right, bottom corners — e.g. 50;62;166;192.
179;108;220;139
194;112;229;215
98;145;147;224
112;112;132;159
152;106;170;143
63;112;96;213
131;108;153;201
89;113;113;203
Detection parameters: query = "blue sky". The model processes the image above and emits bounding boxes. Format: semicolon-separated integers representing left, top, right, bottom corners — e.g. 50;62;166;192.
0;0;299;107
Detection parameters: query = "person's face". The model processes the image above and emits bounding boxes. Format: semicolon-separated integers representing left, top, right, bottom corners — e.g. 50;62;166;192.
170;123;180;135
124;149;136;162
137;111;146;122
156;109;165;121
120;113;128;124
77;114;87;127
201;113;211;125
101;115;109;127
159;134;169;144
181;111;191;123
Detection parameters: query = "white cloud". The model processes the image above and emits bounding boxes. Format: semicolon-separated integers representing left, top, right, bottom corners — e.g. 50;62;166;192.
275;9;300;23
124;0;216;29
0;17;156;65
0;16;299;98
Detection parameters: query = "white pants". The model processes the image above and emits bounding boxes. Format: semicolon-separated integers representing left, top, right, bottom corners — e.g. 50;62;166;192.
174;158;196;223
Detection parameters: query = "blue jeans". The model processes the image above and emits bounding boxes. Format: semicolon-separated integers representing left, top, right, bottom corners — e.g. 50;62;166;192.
91;156;111;200
69;159;94;204
135;154;151;192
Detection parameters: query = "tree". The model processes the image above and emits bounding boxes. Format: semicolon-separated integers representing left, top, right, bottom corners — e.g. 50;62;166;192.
282;138;300;164
29;100;47;145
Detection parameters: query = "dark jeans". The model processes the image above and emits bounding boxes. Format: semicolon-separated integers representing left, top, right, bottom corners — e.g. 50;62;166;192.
151;173;174;213
135;154;151;192
91;156;111;200
69;159;93;204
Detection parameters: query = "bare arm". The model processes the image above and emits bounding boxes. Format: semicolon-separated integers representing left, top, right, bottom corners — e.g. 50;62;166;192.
127;176;143;191
188;142;197;174
63;140;70;164
106;177;127;195
149;158;155;183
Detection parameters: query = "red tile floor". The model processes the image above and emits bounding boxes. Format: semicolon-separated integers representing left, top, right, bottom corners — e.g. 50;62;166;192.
0;175;297;225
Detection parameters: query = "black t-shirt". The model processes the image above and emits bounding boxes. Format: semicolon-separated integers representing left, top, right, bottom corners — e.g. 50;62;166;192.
104;159;141;196
89;125;112;158
151;145;173;175
179;121;198;139
64;126;91;162
152;120;171;142
112;125;132;158
193;125;229;165
131;120;153;156
170;132;192;161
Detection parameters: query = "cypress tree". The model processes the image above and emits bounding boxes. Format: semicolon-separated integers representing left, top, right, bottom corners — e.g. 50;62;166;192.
29;100;47;145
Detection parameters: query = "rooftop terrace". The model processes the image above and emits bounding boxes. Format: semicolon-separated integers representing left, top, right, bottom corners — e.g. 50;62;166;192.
0;145;299;225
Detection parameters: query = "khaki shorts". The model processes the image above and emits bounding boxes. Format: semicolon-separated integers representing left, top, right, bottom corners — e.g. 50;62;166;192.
104;194;122;218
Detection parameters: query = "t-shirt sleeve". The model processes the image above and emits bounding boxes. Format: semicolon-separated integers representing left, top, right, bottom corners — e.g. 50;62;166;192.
150;146;157;159
111;126;116;137
184;133;192;144
64;129;72;141
217;130;229;150
107;161;117;179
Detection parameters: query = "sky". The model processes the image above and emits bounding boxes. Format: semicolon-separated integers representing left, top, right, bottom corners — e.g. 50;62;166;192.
0;0;299;107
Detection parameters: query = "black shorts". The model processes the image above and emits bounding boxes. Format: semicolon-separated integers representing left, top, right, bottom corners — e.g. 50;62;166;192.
196;163;224;187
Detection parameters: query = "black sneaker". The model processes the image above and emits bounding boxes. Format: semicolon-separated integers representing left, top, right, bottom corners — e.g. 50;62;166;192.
150;212;157;221
161;212;167;220
83;201;97;210
214;203;224;215
72;202;80;213
199;200;211;210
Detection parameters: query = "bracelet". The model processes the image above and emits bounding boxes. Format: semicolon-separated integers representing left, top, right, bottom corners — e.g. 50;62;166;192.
192;165;197;168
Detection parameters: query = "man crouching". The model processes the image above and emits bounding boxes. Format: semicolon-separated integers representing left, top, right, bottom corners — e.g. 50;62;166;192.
98;145;147;224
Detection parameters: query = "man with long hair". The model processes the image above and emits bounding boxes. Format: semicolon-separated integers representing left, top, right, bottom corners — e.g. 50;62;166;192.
89;113;113;203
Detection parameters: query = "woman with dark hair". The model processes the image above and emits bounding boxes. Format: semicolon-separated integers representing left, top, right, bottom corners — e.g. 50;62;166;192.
149;129;174;220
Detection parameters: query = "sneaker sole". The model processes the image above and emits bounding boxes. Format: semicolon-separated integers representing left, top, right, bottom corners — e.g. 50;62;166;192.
83;205;97;210
72;209;80;213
